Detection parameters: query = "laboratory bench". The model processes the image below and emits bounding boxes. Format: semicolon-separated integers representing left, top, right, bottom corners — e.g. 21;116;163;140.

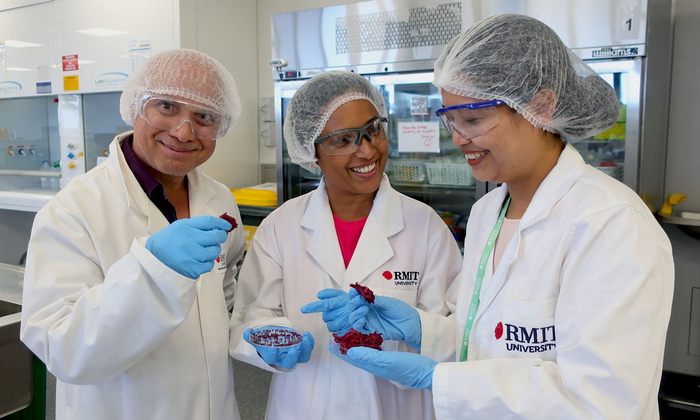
0;263;45;420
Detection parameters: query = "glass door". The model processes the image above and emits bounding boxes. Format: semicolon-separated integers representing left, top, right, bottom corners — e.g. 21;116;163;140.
369;72;479;247
274;80;318;202
578;58;642;191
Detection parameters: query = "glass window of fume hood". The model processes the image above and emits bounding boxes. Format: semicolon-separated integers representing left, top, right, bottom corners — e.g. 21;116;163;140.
372;73;477;245
0;96;61;189
572;65;633;185
277;73;477;248
82;92;131;171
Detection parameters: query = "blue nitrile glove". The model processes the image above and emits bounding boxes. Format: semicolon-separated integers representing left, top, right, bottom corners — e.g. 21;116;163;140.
244;329;315;370
145;215;230;279
347;288;422;350
300;289;352;333
329;344;437;391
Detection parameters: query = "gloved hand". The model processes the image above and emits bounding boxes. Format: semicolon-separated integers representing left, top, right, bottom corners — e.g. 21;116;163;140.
330;344;437;391
146;215;230;279
300;289;352;333
244;329;315;370
347;288;422;350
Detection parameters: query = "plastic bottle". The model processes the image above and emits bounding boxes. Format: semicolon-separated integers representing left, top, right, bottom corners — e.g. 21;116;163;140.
40;161;51;189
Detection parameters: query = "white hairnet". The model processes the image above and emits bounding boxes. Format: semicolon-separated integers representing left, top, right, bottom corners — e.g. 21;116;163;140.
284;71;388;171
120;48;242;133
434;14;618;140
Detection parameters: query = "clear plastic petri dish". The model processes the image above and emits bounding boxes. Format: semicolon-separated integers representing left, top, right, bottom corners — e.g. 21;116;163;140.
248;325;304;348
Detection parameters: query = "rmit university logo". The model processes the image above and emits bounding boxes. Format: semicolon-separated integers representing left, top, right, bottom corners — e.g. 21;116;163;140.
494;321;556;353
382;270;419;286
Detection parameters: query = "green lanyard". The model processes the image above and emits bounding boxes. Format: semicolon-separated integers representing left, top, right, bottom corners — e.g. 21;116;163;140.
459;196;511;362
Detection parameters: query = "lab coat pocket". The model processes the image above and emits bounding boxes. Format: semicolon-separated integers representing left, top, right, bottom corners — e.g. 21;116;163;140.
496;298;558;360
502;297;557;319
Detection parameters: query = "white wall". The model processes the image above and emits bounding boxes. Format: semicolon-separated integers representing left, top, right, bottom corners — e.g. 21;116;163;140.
180;0;260;189
256;0;361;166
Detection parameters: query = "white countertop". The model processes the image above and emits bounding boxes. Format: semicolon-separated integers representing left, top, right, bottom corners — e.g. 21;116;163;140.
0;263;23;305
0;189;56;212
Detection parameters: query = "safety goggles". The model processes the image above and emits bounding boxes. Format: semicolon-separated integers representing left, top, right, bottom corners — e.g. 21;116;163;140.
314;117;388;155
137;93;231;141
435;99;504;139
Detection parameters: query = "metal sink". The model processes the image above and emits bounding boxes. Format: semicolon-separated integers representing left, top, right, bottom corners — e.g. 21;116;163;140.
0;263;33;417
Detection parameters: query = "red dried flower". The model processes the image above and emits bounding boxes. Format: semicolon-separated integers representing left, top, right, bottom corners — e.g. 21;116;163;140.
333;329;383;355
350;283;375;304
219;212;238;233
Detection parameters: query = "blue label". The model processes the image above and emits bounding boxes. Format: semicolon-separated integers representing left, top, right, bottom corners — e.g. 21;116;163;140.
36;82;52;94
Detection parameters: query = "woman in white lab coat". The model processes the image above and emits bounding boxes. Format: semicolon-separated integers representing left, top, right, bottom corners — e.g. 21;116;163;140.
314;15;675;419
229;71;463;420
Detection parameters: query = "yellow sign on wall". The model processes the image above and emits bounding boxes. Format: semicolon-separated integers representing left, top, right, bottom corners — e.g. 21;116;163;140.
242;225;258;251
63;75;79;91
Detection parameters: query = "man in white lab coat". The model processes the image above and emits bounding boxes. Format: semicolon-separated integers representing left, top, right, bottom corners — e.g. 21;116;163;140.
20;49;246;420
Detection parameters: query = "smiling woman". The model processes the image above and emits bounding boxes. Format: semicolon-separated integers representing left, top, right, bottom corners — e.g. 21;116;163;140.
228;70;463;420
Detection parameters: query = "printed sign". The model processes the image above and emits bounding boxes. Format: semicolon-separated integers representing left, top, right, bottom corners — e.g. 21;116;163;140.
63;75;79;91
128;39;151;72
398;121;440;153
36;82;51;94
62;55;78;71
37;65;49;81
411;96;429;115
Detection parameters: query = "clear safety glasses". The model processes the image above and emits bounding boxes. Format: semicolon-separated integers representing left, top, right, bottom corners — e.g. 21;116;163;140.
435;99;505;140
314;117;388;156
137;93;231;141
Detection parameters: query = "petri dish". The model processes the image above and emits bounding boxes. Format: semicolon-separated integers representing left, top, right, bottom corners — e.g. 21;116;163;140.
248;325;304;348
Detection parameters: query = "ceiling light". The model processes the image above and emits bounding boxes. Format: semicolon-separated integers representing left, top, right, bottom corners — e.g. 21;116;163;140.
4;40;43;48
76;28;129;37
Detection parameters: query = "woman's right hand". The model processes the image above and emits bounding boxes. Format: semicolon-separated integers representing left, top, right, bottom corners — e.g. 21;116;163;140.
300;289;353;333
347;289;423;350
243;329;314;370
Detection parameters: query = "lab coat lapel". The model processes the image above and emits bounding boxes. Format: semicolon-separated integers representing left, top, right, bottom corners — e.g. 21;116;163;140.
344;176;401;287
301;178;346;287
517;142;585;231
109;133;169;234
477;143;586;313
186;167;218;219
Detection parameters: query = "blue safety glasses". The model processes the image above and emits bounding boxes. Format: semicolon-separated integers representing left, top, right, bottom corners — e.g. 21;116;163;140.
435;99;505;139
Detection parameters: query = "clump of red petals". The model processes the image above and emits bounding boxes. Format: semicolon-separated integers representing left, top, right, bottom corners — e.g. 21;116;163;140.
333;329;383;355
350;283;375;304
219;212;238;233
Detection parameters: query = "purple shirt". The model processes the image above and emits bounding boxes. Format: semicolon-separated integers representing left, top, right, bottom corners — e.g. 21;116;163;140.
121;136;179;224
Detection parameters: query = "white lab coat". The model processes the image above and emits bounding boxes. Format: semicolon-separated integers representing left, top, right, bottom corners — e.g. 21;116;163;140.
420;143;674;419
20;132;246;420
229;175;463;420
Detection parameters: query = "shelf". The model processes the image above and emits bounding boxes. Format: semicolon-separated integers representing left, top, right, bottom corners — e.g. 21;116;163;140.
0;189;56;212
390;181;476;190
0;169;60;178
238;204;277;218
658;214;700;227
